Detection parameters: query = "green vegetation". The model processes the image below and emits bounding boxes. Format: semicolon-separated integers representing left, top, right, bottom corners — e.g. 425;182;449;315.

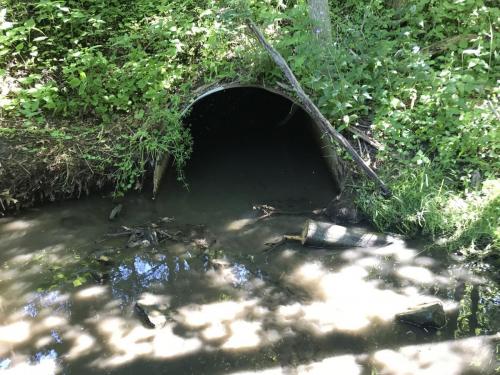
0;0;498;255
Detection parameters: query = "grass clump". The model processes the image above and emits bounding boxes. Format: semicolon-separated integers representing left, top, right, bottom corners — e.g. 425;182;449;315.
357;167;499;254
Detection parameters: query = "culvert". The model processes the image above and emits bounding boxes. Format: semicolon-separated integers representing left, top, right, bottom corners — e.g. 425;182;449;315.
175;84;344;196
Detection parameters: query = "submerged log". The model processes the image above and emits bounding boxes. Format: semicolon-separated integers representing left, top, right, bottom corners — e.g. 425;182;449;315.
396;302;446;329
300;220;396;248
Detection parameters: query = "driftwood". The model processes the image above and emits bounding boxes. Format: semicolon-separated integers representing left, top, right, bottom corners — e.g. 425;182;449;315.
254;200;364;225
300;219;396;248
247;20;390;196
263;235;303;252
253;204;326;221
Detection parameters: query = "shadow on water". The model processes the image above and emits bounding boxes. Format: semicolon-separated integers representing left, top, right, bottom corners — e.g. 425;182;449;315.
0;87;498;374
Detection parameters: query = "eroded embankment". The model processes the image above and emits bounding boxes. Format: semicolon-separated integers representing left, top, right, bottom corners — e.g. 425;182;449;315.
1;118;132;212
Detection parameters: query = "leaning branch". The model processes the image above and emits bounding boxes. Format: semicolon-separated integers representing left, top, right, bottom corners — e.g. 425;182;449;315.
246;20;390;196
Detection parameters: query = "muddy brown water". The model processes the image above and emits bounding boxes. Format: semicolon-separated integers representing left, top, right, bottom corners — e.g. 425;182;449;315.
1;90;499;374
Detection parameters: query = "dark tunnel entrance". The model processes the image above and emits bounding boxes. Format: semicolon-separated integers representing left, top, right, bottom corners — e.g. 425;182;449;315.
177;86;339;213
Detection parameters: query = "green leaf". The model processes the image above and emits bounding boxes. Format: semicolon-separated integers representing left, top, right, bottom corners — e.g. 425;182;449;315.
134;109;144;119
24;19;35;28
68;77;80;88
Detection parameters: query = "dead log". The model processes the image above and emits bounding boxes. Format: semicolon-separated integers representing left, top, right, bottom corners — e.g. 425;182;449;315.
396;302;446;330
246;20;390;196
300;219;397;248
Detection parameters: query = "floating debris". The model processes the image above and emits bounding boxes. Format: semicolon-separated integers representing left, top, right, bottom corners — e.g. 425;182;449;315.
134;302;156;328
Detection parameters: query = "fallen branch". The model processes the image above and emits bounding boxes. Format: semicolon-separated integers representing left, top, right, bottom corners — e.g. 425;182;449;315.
347;126;382;150
253;204;326;221
263;235;302;252
247;20;390;196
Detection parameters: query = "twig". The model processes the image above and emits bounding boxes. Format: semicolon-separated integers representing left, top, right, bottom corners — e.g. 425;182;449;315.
253;204;326;221
263;235;303;253
263;237;288;252
246;20;390;196
277;103;299;126
104;231;132;238
347;126;382;149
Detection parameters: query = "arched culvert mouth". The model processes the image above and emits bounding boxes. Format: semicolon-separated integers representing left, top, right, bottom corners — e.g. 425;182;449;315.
180;86;341;207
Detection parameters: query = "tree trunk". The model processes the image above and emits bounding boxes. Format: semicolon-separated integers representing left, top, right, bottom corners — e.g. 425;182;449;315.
308;0;332;44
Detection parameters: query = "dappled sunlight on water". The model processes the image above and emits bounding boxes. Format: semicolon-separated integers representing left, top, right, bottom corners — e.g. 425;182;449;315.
2;227;497;374
371;335;498;375
1;210;498;375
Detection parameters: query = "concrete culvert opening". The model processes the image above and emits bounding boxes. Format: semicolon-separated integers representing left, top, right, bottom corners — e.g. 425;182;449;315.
179;86;340;210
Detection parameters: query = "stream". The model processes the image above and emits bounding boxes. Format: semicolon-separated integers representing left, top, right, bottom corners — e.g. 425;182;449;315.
1;89;499;374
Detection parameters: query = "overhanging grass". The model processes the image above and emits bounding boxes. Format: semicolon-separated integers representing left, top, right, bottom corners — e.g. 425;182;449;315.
357;166;499;254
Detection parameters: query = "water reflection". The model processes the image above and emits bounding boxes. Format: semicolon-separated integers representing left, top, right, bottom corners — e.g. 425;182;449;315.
110;255;171;304
50;329;63;344
32;348;58;365
23;291;71;318
231;262;251;287
0;358;11;370
1;220;499;374
134;256;169;287
116;265;133;280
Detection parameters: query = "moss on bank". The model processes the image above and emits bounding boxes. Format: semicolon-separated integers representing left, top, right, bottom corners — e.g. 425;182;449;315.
1;0;498;254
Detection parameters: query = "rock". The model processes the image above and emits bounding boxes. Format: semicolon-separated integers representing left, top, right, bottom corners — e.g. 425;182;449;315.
138;239;151;248
193;237;216;250
325;195;364;225
396;302;446;329
90;270;110;284
109;204;123;221
92;249;117;266
144;227;159;246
